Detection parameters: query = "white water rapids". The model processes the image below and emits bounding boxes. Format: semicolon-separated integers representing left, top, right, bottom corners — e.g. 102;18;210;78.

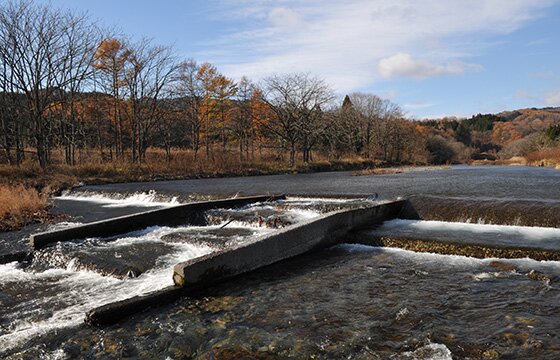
1;194;359;353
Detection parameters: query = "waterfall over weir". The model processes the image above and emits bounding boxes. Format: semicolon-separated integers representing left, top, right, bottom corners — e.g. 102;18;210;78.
400;195;560;227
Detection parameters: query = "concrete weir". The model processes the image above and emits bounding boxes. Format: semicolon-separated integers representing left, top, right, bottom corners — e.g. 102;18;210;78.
400;195;560;227
29;194;285;250
85;200;405;325
172;200;405;287
353;234;560;261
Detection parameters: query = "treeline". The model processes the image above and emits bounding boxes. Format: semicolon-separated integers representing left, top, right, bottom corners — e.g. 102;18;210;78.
0;0;434;170
422;109;560;163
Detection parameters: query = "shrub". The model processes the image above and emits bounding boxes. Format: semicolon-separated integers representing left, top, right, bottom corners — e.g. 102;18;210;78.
426;136;456;164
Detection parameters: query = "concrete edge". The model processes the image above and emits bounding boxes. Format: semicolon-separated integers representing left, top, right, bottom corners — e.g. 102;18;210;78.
85;285;185;326
30;194;286;250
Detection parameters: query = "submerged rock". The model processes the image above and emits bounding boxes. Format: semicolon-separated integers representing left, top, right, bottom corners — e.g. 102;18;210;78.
489;261;518;272
527;270;551;285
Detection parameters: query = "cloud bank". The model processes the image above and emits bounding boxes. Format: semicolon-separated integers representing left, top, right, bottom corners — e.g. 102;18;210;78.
545;91;560;106
378;53;483;79
211;0;554;93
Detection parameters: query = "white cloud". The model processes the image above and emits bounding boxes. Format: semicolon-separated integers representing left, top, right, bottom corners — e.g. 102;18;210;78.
385;89;398;100
404;101;436;109
210;0;555;92
545;91;560;106
268;7;304;30
378;53;482;79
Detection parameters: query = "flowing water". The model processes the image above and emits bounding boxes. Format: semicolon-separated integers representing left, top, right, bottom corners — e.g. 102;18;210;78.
1;166;560;359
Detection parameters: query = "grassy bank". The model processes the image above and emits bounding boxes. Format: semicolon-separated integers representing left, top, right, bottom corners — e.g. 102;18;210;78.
525;147;560;169
0;149;390;231
0;184;57;232
470;146;560;169
1;148;389;194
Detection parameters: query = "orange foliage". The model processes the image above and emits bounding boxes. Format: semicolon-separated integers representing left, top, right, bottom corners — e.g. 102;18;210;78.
493;108;560;145
94;38;130;73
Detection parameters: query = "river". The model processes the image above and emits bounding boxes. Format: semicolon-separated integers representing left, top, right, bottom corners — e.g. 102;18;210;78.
1;166;559;359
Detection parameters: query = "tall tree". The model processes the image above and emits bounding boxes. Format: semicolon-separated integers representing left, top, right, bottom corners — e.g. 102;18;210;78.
93;37;131;160
0;0;100;167
176;59;203;160
122;39;177;163
197;63;236;159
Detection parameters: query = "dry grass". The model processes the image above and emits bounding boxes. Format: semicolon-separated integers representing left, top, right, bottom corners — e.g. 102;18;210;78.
352;165;451;176
352;168;405;176
472;156;528;166
0;184;51;231
0;148;382;191
525;147;560;167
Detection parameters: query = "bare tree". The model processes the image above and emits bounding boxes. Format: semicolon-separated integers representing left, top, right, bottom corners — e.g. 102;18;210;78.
346;93;404;161
123;39;178;163
229;76;258;161
176;59;203;160
262;73;334;166
0;0;100;167
54;12;103;165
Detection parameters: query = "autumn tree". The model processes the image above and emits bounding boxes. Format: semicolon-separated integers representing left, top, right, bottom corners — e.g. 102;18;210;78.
94;37;131;159
197;63;236;159
229;77;265;161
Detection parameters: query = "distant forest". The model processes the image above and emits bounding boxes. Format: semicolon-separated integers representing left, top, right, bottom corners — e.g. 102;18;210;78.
1;0;560;171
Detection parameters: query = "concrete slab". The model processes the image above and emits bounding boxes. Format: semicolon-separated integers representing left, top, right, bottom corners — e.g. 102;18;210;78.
173;200;405;287
85;286;185;326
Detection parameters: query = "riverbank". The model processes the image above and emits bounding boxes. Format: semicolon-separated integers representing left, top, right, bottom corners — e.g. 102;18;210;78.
0;157;383;194
0;185;65;232
2;150;559;232
0;156;383;231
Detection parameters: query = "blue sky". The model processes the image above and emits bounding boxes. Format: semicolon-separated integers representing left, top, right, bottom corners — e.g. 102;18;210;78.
39;0;560;118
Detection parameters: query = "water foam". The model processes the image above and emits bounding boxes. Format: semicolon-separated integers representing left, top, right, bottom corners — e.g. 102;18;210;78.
336;244;560;272
379;219;560;241
395;342;453;360
56;190;180;208
0;226;213;353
